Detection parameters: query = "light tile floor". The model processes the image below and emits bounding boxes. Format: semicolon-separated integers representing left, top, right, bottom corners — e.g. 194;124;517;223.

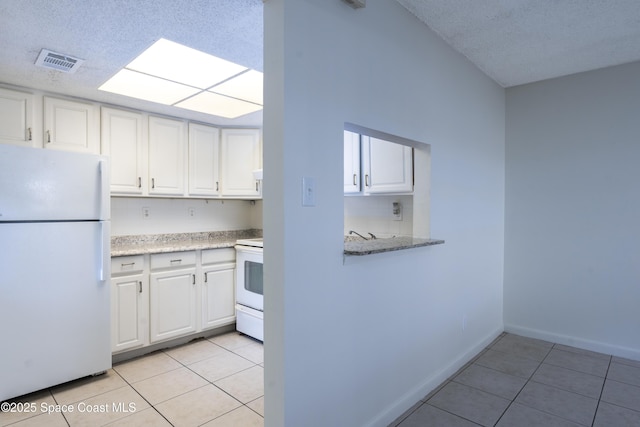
5;332;640;427
0;332;264;427
391;333;640;427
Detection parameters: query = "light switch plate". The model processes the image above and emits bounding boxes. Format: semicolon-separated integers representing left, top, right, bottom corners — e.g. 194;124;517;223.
302;176;316;207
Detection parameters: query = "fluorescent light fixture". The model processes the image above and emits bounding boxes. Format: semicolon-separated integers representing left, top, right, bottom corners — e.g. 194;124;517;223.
99;38;263;118
175;91;262;119
127;39;247;89
210;69;263;105
99;69;200;105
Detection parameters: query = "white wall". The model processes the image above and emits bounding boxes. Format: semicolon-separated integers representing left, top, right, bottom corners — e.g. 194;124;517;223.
264;1;505;426
111;197;262;236
504;62;640;359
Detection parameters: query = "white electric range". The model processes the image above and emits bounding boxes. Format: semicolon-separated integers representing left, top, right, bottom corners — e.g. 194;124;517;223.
235;238;263;341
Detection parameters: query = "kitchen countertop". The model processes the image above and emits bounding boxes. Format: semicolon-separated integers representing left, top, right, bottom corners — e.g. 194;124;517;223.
344;236;445;256
111;229;262;257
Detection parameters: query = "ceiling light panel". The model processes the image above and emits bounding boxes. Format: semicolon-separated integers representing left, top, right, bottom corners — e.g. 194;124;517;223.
126;38;248;89
98;69;200;105
175;91;263;119
211;69;263;105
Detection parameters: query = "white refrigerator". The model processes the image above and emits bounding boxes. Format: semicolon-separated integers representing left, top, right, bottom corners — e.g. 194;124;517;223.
0;144;111;401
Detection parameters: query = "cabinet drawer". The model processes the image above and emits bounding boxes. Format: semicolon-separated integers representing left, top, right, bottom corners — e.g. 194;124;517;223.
202;248;235;265
111;255;145;275
150;251;196;270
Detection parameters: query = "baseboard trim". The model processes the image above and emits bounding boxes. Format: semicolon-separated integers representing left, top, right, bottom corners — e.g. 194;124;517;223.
504;323;640;361
365;326;504;427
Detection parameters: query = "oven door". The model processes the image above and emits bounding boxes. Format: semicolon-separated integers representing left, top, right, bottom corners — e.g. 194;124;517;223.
235;245;263;311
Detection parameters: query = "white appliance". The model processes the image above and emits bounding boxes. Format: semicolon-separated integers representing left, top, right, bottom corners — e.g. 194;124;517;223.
235;238;263;341
0;144;111;402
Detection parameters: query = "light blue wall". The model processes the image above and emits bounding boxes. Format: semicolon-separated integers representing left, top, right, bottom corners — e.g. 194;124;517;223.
505;62;640;358
264;1;505;426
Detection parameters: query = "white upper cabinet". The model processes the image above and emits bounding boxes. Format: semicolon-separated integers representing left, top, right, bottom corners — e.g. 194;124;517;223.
148;116;187;196
361;135;413;194
101;107;146;195
44;96;99;154
188;123;220;197
0;87;36;148
344;130;361;193
220;128;262;198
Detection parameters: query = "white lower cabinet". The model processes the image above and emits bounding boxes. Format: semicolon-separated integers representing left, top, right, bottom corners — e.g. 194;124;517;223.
201;249;236;330
149;252;197;343
111;248;236;354
111;255;147;353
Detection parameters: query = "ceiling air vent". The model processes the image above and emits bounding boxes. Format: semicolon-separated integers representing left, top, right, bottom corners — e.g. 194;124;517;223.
342;0;365;9
35;49;84;73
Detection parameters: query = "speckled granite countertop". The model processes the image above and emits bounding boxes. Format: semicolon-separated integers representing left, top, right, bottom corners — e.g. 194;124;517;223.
111;229;262;257
344;236;444;256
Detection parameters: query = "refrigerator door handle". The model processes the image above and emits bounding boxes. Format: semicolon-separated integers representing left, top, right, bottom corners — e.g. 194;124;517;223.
99;222;110;282
98;159;110;221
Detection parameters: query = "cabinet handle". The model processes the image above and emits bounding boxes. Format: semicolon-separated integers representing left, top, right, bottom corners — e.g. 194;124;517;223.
46;130;51;143
138;177;142;188
353;174;357;186
204;272;208;283
169;259;182;265
138;281;142;293
121;262;135;268
365;174;370;187
151;178;155;189
27;127;32;141
255;181;259;192
216;182;219;192
192;274;196;285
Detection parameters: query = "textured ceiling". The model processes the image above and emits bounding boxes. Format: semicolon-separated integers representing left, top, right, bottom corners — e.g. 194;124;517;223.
0;0;263;126
397;0;640;87
2;1;640;126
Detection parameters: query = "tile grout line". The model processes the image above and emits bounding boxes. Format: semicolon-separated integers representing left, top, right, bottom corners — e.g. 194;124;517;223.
109;361;176;427
161;338;265;423
590;355;612;427
489;341;552;426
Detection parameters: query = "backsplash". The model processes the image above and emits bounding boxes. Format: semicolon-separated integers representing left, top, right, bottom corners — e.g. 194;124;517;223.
344;194;413;238
111;197;263;236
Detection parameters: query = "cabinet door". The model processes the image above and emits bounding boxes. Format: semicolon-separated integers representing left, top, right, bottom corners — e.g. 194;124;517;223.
148;116;187;196
43;96;99;153
202;263;236;330
149;267;197;343
0;87;36;147
344;130;361;193
362;136;413;194
188;123;220;197
111;273;147;353
101;107;146;195
220;128;261;197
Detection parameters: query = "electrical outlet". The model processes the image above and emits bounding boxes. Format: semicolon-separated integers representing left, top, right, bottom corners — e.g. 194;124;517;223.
188;207;196;218
392;202;402;221
142;207;150;219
